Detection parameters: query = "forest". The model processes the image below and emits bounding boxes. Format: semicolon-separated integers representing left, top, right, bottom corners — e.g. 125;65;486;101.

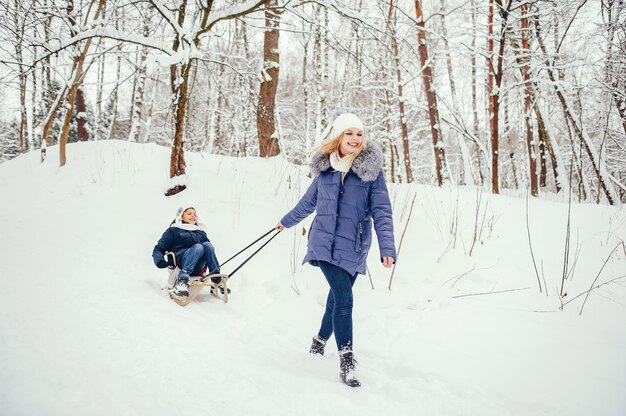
0;0;624;202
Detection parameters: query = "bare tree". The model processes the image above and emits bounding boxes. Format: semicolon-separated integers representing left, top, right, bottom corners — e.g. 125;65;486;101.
535;18;619;205
386;0;414;183
257;0;281;157
152;0;269;195
520;3;538;196
602;0;626;135
438;0;474;186
1;0;623;202
415;0;447;186
487;0;513;194
56;0;106;166
11;0;28;152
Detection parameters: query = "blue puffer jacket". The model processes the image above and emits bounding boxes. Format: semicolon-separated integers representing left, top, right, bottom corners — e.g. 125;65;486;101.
281;141;396;276
152;226;210;266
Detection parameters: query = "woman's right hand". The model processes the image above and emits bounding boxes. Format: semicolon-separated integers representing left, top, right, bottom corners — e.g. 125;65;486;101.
275;222;285;231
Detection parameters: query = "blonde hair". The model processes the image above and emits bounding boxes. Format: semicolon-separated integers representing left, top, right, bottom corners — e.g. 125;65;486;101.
314;131;366;156
314;133;343;156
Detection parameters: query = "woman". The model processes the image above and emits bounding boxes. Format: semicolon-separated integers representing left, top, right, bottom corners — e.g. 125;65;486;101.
152;206;220;297
276;113;396;387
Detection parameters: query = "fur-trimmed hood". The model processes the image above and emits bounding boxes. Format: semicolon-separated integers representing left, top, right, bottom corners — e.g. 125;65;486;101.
310;140;383;182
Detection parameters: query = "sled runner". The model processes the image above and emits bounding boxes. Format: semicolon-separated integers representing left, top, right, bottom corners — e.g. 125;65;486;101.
164;252;230;306
170;273;230;306
164;228;281;307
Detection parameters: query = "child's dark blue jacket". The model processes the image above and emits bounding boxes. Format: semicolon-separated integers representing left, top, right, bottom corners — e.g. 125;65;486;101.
152;226;210;267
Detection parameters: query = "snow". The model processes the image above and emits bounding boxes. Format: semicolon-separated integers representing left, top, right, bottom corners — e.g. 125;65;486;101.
0;140;625;416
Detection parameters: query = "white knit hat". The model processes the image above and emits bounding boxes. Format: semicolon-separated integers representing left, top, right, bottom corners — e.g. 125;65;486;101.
173;206;207;231
329;113;364;138
175;206;195;222
319;113;365;144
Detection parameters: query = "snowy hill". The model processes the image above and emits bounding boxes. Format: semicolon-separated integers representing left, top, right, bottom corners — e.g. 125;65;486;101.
1;140;624;416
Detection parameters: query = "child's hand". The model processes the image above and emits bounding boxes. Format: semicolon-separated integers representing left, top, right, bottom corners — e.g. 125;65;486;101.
382;256;394;268
275;222;285;231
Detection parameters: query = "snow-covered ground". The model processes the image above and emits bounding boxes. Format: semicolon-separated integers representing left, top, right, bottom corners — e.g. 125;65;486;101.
1;140;624;416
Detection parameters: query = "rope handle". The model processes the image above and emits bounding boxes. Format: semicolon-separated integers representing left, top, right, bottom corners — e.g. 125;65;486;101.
227;229;281;278
219;228;277;268
165;228;281;280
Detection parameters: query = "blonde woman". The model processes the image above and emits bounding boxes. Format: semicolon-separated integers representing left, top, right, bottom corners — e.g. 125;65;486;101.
276;113;396;387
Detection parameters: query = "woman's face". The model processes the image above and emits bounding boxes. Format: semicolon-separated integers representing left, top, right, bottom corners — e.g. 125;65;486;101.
181;208;197;224
339;128;364;155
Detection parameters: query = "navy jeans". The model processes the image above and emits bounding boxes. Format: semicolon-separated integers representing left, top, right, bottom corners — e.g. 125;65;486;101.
317;261;358;351
176;242;220;276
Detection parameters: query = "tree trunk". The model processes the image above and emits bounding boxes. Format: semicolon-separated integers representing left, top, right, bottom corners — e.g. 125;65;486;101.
107;42;122;140
94;40;105;140
169;0;188;95
387;1;414;183
602;1;626;135
42;0;52;128
75;87;89;141
166;61;192;196
58;0;106;166
302;21;311;156
487;0;512;194
470;0;485;185
521;5;538;196
503;93;519;189
415;0;446;186
614;87;626;135
321;6;329;127
439;0;473;185
241;20;253;157
381;60;400;183
12;0;27;152
18;59;27;152
313;4;329;141
487;0;496;193
510;21;567;194
535;105;564;193
256;1;281;157
128;45;148;142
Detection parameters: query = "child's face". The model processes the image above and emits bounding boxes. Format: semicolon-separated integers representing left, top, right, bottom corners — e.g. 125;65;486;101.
182;209;197;224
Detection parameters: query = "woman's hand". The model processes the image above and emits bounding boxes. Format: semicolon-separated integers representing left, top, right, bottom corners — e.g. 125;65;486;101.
275;222;285;231
382;256;394;268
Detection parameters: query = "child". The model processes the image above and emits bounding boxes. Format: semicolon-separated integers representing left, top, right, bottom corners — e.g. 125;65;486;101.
152;206;220;297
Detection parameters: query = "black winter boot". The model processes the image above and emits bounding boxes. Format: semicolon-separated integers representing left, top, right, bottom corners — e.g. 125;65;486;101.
339;349;361;387
309;336;326;356
172;272;190;297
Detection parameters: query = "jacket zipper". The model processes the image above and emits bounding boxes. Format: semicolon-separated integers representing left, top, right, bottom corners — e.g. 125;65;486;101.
358;223;363;252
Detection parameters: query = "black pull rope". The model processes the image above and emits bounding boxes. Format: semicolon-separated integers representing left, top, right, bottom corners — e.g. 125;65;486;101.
219;228;276;268
227;230;281;279
220;228;281;279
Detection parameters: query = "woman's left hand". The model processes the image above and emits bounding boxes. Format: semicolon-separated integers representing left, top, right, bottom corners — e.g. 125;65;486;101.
382;256;394;268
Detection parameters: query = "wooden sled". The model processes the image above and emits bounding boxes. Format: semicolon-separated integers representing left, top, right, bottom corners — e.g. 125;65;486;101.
169;273;230;307
163;251;229;307
165;229;280;306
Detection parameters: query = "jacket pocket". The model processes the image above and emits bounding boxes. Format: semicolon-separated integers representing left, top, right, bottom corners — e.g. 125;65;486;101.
356;222;364;252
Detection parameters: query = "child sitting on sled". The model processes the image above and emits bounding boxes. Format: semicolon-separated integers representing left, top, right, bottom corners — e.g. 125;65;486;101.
152;206;220;297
